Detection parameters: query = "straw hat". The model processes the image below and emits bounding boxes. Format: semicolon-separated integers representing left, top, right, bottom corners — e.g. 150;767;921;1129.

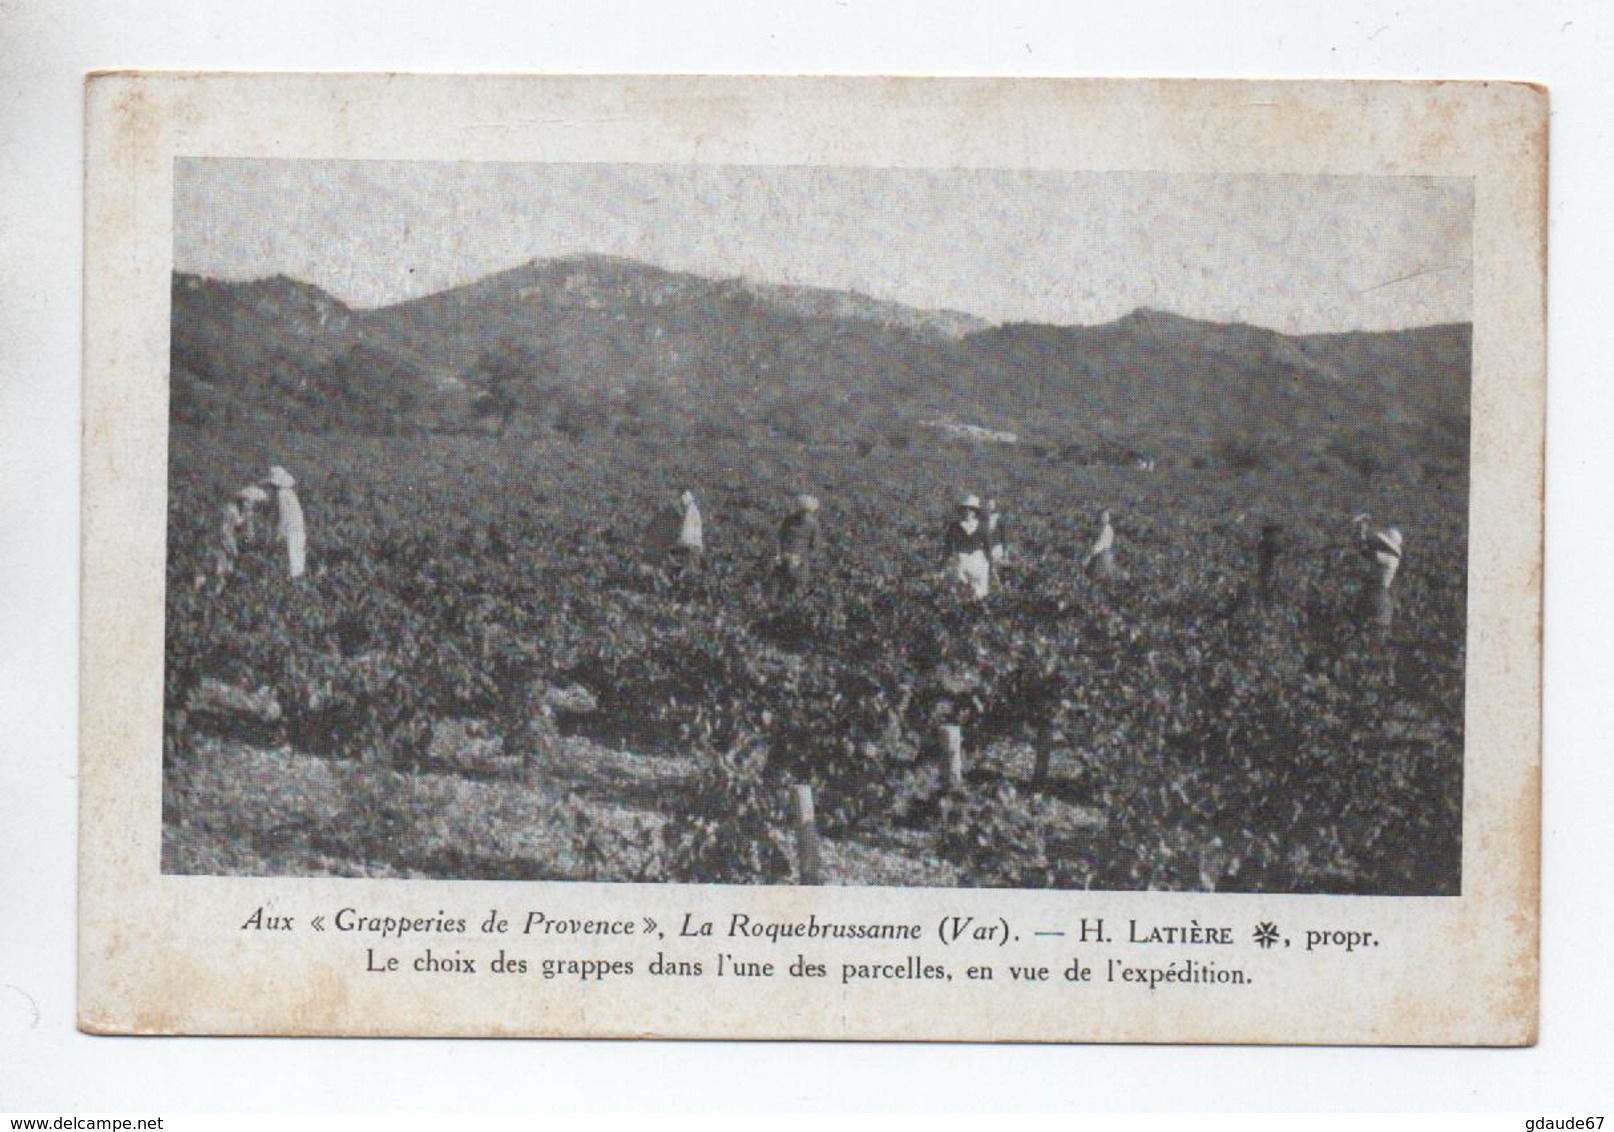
958;493;982;512
265;466;296;489
237;485;269;504
797;493;820;513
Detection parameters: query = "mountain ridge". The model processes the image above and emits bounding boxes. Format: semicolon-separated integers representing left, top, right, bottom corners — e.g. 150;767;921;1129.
169;255;1470;478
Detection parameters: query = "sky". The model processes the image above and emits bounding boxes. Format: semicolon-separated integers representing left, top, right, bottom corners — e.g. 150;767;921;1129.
173;159;1472;334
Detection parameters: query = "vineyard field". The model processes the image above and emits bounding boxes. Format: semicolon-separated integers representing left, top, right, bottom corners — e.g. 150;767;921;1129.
162;263;1469;894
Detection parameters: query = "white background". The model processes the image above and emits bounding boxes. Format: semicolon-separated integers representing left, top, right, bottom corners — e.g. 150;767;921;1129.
2;0;1609;1113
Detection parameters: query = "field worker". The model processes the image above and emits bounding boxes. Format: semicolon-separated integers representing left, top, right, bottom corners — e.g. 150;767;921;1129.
1084;508;1117;581
1257;522;1283;600
195;484;268;593
774;493;822;598
943;494;993;600
675;488;704;576
1352;513;1403;627
264;465;307;580
985;498;1008;572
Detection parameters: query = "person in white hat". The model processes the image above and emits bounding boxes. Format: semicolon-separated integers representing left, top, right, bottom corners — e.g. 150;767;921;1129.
264;465;307;580
985;498;1009;579
1352;513;1403;627
1352;513;1404;584
674;488;704;576
1083;508;1117;581
196;483;269;593
943;494;993;600
773;493;822;598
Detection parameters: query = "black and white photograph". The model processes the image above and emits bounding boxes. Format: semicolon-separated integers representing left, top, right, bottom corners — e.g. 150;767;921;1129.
161;158;1474;896
73;70;1545;1047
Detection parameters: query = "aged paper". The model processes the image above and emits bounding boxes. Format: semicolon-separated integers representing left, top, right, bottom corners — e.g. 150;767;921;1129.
80;74;1544;1042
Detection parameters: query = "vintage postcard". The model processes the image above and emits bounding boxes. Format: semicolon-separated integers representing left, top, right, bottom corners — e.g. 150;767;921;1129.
80;74;1544;1042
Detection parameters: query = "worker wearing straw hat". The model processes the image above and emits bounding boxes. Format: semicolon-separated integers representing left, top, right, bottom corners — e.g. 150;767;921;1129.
1352;512;1403;628
1084;508;1117;581
774;492;822;598
985;498;1009;581
943;494;993;600
674;488;704;577
264;465;307;580
196;483;269;593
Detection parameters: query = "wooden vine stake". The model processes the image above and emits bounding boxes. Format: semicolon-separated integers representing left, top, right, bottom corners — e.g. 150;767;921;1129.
790;784;826;885
940;724;965;789
1033;722;1054;786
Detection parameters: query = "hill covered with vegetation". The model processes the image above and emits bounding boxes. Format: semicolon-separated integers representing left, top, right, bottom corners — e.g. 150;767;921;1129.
171;256;1469;484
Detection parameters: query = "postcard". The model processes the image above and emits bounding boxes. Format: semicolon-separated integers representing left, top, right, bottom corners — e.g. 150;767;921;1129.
80;74;1544;1041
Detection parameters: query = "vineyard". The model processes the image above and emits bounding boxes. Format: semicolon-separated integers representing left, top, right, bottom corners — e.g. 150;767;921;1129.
162;392;1467;894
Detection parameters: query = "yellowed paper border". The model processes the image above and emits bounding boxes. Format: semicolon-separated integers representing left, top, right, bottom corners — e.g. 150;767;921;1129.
80;75;1543;1043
